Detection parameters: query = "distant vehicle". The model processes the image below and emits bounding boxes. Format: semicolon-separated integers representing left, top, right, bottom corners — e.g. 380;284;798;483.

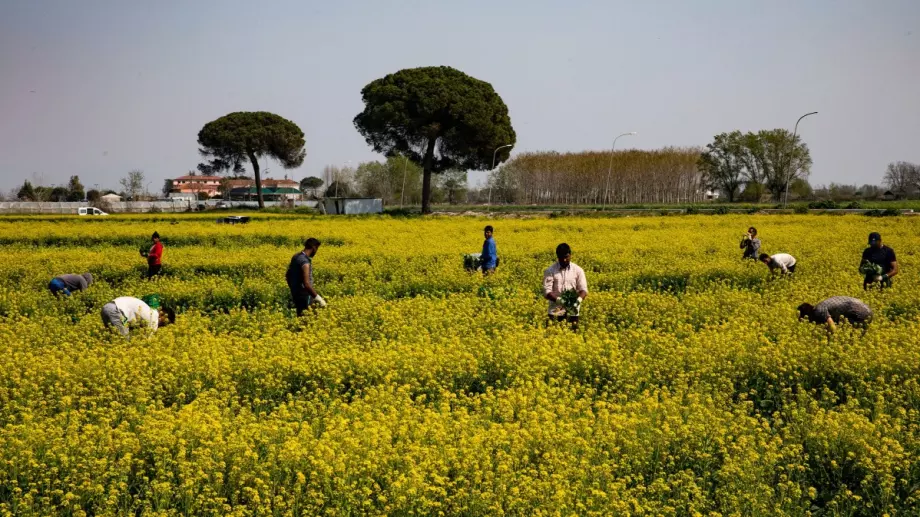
217;216;251;225
78;207;108;216
197;203;207;211
216;201;230;208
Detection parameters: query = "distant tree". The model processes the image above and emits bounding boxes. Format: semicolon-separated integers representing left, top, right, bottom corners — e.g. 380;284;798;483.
859;184;881;199
86;189;101;202
883;161;920;194
197;112;306;208
324;181;354;198
66;175;85;201
49;186;69;202
120;170;145;209
828;183;857;201
738;181;766;202
742;129;812;202
788;178;813;200
354;66;516;214
162;179;174;197
698;131;746;202
17;181;36;201
436;169;468;204
300;177;324;197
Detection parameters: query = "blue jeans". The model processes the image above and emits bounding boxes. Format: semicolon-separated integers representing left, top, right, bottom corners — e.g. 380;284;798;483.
49;278;71;296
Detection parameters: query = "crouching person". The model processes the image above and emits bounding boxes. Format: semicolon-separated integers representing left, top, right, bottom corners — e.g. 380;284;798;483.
49;272;94;296
101;296;175;337
798;296;872;333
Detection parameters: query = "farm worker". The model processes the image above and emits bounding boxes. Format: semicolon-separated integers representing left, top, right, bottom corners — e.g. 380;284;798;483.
481;225;498;274
759;253;797;275
141;232;164;278
286;238;326;316
740;227;761;260
860;232;898;289
543;243;588;330
101;296;175;337
48;272;93;296
797;296;872;332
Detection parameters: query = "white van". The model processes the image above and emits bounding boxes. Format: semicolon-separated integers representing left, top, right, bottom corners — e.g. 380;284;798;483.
78;207;108;216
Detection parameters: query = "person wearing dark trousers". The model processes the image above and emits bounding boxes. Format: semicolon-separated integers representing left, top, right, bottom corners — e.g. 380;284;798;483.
740;227;761;260
286;238;326;316
798;296;872;333
49;272;93;296
861;232;898;289
759;253;797;276
141;232;164;279
480;225;498;275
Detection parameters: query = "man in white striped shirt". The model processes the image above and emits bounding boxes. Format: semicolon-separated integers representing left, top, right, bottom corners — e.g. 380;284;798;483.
760;253;797;275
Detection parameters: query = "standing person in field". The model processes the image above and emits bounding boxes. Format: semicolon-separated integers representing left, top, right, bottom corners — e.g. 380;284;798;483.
543;243;588;330
101;296;175;337
48;272;93;296
860;232;898;289
286;238;326;316
740;227;761;260
481;225;498;275
141;232;164;279
759;253;797;276
798;296;872;332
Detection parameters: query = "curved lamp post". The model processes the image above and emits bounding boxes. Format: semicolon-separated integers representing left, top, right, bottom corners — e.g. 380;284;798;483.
488;144;514;205
783;111;817;207
604;132;636;207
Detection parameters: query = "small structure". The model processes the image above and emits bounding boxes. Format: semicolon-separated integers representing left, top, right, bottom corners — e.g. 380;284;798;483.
882;190;897;201
170;175;222;198
323;198;383;215
229;186;303;202
101;193;123;203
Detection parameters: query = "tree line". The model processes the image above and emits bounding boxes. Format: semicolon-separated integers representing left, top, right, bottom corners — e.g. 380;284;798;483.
487;148;703;205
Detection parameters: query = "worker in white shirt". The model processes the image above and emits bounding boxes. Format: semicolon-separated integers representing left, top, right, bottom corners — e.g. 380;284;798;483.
101;296;175;336
759;253;797;275
542;243;588;330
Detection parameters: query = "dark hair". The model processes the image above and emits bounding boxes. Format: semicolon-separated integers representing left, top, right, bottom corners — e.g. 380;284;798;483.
797;303;815;322
162;307;176;326
484;225;494;233
748;227;757;236
759;253;770;261
556;243;571;258
304;237;321;250
152;231;160;239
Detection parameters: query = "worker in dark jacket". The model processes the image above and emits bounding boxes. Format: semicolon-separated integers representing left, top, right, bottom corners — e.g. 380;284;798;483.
740;227;761;260
286;238;326;316
49;272;94;296
860;232;898;289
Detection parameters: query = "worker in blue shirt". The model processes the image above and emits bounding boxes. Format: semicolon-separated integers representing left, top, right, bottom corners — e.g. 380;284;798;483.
481;225;498;274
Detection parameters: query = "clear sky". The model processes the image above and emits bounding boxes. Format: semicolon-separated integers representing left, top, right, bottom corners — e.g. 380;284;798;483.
1;0;918;194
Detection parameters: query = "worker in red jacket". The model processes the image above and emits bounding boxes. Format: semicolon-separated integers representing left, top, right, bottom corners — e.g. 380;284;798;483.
141;231;164;278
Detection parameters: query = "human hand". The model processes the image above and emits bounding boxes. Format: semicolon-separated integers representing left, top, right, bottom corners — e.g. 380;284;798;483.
314;295;327;308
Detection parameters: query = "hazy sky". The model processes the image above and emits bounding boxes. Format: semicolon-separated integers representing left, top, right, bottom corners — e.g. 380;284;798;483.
1;0;918;194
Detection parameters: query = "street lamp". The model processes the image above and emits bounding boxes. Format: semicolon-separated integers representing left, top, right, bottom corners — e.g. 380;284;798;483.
400;155;410;207
487;144;513;205
783;111;818;208
604;132;637;207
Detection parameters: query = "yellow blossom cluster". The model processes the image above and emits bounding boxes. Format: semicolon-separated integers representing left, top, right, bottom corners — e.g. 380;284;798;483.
0;214;918;515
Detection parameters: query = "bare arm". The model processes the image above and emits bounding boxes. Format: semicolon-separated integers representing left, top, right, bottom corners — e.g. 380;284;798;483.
302;263;319;298
825;317;836;332
888;261;899;279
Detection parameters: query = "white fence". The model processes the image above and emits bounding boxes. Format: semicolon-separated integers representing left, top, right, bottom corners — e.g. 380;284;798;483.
0;200;320;214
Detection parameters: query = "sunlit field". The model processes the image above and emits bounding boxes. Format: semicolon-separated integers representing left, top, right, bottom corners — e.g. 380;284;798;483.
1;213;919;516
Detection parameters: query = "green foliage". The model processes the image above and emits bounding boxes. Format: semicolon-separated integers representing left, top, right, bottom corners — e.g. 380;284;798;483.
66;176;85;201
299;176;324;197
354;66;515;214
436;169;468;205
17;181;35;201
808;200;839;209
698;131;746;202
354;156;423;205
197;112;306;208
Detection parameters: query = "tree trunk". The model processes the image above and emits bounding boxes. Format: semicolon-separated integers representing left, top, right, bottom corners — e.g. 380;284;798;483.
421;138;436;214
248;152;264;209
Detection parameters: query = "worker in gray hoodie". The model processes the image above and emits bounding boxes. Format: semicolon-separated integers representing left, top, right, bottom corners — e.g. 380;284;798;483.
49;272;94;296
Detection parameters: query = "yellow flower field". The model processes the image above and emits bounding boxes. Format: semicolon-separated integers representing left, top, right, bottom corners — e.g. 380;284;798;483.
0;213;919;516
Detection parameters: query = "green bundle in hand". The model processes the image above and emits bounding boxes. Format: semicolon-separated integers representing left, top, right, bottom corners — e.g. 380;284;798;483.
859;261;883;277
559;289;582;316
